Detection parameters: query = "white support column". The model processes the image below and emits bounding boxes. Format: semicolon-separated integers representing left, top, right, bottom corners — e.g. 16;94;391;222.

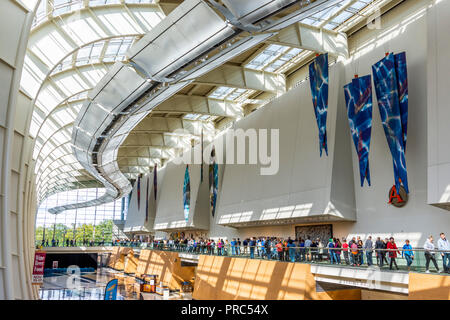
0;0;36;300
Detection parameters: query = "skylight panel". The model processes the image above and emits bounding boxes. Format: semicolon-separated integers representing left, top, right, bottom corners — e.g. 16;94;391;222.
350;1;370;11
90;0;120;6
208;86;235;99
183;114;200;120
331;10;354;25
245;44;291;71
198;115;210;121
125;0;155;3
226;88;246;101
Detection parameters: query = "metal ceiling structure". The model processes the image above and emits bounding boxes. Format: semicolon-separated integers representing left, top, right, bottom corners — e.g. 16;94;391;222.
21;0;399;214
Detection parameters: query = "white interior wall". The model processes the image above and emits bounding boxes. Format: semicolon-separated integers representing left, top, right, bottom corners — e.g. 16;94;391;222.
126;0;450;246
332;0;450;247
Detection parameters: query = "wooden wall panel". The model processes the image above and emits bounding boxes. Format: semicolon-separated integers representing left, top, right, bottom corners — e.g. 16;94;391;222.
135;249;195;290
193;255;361;300
408;273;450;300
124;251;139;274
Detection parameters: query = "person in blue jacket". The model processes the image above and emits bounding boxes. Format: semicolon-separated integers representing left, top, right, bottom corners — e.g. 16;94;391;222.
328;238;336;264
249;237;256;259
287;239;296;263
402;239;414;271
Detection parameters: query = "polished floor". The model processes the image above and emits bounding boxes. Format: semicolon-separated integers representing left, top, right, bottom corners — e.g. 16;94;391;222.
39;268;192;300
39;268;138;300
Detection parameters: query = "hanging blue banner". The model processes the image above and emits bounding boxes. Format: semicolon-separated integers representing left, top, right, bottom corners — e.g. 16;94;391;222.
183;165;190;223
344;75;373;187
137;174;141;211
394;52;408;149
104;279;118;300
209;147;218;217
145;175;149;222
153;164;157;200
372;52;409;193
309;53;329;157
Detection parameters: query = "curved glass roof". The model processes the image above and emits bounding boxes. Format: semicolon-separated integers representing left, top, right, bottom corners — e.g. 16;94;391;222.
22;0;395;205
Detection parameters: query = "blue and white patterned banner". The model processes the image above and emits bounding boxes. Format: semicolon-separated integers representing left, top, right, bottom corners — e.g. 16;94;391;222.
372;52;409;193
309;53;329;157
209;147;218;217
183;165;190;223
344;75;373;187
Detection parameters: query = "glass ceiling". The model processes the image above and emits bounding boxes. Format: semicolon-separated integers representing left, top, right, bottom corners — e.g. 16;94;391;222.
23;0;394;205
22;1;166;202
245;0;374;74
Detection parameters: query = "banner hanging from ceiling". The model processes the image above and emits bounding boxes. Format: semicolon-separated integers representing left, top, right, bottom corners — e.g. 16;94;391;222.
145;175;149;222
309;53;329;157
137;174;141;211
209;147;218;217
344;75;373;187
372;52;409;193
183;165;190;223
154;164;157;200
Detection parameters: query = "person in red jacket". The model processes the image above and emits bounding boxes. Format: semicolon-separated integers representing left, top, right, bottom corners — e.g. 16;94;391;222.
387;237;400;270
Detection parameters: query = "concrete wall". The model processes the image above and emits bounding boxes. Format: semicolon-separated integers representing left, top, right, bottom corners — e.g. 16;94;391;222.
124;172;156;233
214;61;356;226
427;0;450;209
331;0;450;247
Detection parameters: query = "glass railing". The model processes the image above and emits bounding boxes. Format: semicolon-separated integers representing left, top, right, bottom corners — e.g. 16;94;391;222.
36;241;450;275
120;243;449;275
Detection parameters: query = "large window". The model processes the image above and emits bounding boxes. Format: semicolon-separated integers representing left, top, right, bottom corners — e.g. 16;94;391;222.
35;188;127;245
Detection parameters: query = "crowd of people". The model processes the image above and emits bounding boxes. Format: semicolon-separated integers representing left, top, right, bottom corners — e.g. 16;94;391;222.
37;232;450;274
150;233;450;274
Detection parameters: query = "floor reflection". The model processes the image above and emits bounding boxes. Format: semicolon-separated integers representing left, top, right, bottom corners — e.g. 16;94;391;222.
39;268;139;300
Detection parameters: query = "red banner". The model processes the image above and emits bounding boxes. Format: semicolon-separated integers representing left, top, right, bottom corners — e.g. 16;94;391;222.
32;251;46;285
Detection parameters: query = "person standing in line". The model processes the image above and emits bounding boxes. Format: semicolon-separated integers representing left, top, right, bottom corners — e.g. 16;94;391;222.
237;238;241;255
276;241;283;261
351;241;359;266
402;239;414;271
349;237;356;265
305;236;312;262
437;233;450;273
375;237;384;267
217;239;223;256
364;236;374;266
387;237;400;270
243;238;248;255
249;237;256;259
424;236;441;273
317;239;324;262
384;238;391;265
287;239;296;263
357;237;364;265
299;239;305;262
342;238;350;265
357;240;364;266
230;238;236;256
328;238;336;264
334;238;342;264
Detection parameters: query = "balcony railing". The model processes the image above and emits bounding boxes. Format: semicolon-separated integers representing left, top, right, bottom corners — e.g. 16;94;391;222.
36;240;450;274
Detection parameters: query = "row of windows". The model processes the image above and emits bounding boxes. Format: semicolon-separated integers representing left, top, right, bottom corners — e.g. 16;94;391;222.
36;188;128;228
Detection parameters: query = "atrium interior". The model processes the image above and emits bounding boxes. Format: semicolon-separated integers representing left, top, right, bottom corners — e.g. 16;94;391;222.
0;0;449;300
